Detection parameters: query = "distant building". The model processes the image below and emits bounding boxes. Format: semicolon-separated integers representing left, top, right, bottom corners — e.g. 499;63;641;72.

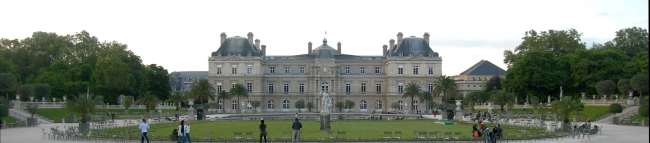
169;71;208;93
454;60;506;97
208;32;442;113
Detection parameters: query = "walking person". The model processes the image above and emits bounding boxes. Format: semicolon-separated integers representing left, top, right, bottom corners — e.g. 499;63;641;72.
291;118;303;143
259;119;268;143
139;119;150;143
178;120;190;143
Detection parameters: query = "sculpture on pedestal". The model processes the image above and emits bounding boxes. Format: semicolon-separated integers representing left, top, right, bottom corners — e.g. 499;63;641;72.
320;82;332;131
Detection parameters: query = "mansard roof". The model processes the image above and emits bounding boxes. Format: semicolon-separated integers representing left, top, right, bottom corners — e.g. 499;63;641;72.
212;36;262;57
459;60;506;76
389;36;438;57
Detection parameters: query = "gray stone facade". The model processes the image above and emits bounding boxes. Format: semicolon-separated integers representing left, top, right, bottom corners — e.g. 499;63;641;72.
208;32;442;113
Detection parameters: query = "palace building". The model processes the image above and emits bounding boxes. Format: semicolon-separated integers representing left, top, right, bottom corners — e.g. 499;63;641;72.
208;32;442;113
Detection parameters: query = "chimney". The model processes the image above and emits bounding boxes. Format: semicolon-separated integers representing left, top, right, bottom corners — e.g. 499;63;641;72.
247;32;254;44
397;32;403;44
337;42;341;54
423;32;430;43
220;32;227;44
308;42;313;55
389;39;395;49
382;45;388;56
261;45;266;56
254;39;261;50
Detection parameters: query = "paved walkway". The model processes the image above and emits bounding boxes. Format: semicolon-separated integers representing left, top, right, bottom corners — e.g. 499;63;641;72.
8;108;53;124
597;106;638;124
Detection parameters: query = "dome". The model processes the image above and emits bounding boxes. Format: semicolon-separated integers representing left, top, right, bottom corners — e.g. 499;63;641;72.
389;36;437;57
311;39;338;58
212;36;262;56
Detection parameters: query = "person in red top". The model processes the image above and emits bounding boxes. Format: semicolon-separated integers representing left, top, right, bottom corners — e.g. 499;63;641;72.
472;124;481;140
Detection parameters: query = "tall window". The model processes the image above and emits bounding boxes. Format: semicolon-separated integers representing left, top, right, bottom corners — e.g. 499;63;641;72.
268;83;274;94
217;99;224;109
284;66;290;73
360;100;368;110
231;67;237;74
231;100;239;110
216;65;222;74
269;66;275;73
283;82;289;94
247;65;253;74
428;66;433;75
267;100;274;109
345;65;350;74
361;82;367;93
345;83;351;94
398;83;404;94
376;83;382;93
360;66;365;74
413;65;419;75
282;100;290;109
428;83;433;93
216;83;223;92
376;100;383;109
299;83;305;94
299;66;305;73
246;82;253;93
375;66;381;74
398;66;404;75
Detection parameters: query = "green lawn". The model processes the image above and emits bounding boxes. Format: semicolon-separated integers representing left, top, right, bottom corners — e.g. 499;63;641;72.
94;120;554;142
1;116;18;124
36;108;184;123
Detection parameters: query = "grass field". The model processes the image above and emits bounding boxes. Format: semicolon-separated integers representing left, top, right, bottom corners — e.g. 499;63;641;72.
94;120;555;142
36;108;183;123
1;116;18;124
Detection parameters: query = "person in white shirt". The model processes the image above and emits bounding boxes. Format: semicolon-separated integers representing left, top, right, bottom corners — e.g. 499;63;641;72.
138;119;150;143
178;120;191;143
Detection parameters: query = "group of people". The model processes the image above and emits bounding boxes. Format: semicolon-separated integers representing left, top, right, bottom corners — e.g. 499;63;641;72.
572;120;599;138
259;113;303;143
472;121;502;143
138;118;192;143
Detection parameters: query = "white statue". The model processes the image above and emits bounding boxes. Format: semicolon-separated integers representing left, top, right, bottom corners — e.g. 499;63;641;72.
320;91;332;114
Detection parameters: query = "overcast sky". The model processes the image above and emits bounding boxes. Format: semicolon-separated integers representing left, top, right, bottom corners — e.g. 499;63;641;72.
1;0;647;75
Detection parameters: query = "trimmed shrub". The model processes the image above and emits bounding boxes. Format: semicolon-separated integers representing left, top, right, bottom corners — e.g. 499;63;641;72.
609;103;623;113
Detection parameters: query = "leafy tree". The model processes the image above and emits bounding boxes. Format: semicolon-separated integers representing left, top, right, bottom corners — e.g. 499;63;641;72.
402;82;421;113
122;96;134;113
144;64;171;100
216;90;230;110
631;73;649;96
137;93;160;113
463;92;482;111
609;103;623;113
434;76;457;117
344;100;355;111
167;92;186;111
484;76;502;91
0;97;8;119
295;99;305;112
618;79;633;97
65;94;100;126
188;80;214;105
595;80;617;99
551;96;584;128
0;73;17;98
489;90;515;112
417;92;434;112
612;27;649;56
229;83;248;113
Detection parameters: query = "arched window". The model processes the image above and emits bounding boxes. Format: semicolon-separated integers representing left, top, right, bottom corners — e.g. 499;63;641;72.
360;100;368;110
267;100;274;109
283;99;290;109
376;100;383;109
